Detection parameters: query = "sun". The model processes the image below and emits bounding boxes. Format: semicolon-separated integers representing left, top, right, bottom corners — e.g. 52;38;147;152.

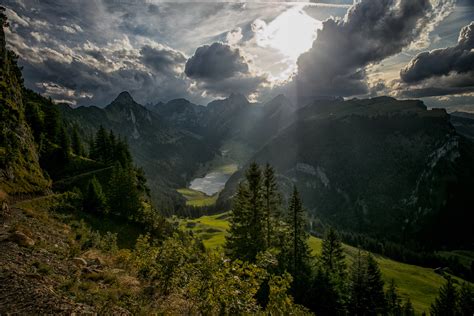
254;6;322;62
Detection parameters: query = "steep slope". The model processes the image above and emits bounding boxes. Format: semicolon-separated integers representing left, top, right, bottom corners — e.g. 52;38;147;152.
450;111;474;140
0;11;49;195
245;94;297;148
148;98;205;133
219;97;474;248
179;212;450;315
200;93;264;145
59;92;217;213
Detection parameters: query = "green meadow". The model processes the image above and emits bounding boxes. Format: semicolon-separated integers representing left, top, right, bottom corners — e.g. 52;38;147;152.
180;212;451;315
177;188;218;207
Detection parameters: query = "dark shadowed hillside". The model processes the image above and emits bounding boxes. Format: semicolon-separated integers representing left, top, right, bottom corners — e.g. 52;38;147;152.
59;92;217;213
219;97;474;248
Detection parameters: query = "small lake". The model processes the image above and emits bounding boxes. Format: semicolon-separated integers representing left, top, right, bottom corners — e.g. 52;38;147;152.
189;164;237;196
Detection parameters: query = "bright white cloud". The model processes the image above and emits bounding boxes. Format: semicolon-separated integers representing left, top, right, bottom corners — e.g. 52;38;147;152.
253;6;322;61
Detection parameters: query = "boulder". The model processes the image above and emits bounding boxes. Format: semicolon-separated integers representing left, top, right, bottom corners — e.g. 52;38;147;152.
9;231;34;247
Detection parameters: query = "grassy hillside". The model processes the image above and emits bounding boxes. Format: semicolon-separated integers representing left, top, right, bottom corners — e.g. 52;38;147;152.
177;188;218;207
179;212;450;314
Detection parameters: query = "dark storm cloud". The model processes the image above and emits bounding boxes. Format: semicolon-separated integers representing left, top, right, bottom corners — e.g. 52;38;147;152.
295;0;436;103
3;1;195;106
400;22;474;84
140;45;187;74
185;42;249;80
185;42;267;96
18;44;191;107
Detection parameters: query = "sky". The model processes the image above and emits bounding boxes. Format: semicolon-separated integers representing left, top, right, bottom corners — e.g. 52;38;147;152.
3;0;474;111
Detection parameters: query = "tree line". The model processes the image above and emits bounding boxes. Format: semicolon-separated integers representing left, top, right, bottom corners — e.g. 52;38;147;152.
224;162;474;315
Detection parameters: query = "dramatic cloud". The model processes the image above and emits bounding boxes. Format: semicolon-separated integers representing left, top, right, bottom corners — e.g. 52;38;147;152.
400;22;474;88
185;42;249;80
140;45;187;75
3;2;194;106
2;0;470;106
295;0;449;103
185;42;267;97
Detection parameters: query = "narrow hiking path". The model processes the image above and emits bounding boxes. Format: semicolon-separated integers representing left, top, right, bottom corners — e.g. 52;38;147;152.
52;166;113;188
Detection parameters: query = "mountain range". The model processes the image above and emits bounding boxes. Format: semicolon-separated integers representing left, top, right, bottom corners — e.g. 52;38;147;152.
58;90;474;248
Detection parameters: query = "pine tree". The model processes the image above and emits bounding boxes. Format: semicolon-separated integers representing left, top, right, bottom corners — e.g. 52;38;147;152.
107;162;141;219
308;265;347;315
71;125;83;156
58;125;70;163
349;250;369;315
43;100;60;143
321;227;346;279
366;253;387;314
92;125;110;163
246;162;265;260
285;186;311;287
225;182;252;261
262;163;281;249
430;276;458;316
386;279;402;315
83;176;107;213
115;137;133;167
349;251;387;315
402;298;415;316
458;282;474;316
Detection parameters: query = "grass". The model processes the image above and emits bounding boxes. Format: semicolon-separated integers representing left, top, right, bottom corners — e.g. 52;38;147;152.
179;212;450;315
177;188;218;207
214;163;238;175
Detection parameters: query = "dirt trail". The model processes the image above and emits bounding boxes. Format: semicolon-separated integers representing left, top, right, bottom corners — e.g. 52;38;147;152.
52;166;113;188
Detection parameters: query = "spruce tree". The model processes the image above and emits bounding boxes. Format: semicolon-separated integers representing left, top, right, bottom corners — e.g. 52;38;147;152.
385;279;402;316
402;298;415;316
262;163;281;249
309;266;347;315
365;253;387;314
246;162;265;260
83;176;107;213
71;125;83;156
58;125;70;163
107;162;141;218
43;100;60;142
225;182;252;261
321;227;346;279
349;250;369;315
458;282;474;316
115;137;133;167
285;186;311;291
430;276;458;316
92;125;110;163
314;226;348;313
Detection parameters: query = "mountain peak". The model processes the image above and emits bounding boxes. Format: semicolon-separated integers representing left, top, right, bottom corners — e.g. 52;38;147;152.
113;91;135;104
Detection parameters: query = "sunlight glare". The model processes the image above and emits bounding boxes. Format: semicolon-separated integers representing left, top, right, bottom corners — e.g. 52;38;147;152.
254;6;322;62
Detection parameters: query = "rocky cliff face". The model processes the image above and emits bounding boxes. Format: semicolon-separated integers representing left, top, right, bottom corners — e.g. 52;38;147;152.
0;12;49;195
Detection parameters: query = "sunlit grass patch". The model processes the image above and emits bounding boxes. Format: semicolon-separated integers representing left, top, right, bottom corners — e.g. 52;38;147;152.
177;188;218;207
214;163;238;175
180;212;451;315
